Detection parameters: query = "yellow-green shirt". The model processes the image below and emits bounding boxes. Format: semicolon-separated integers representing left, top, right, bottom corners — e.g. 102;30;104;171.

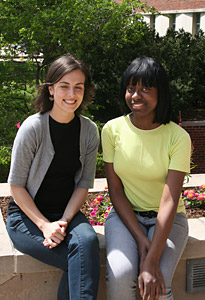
101;114;191;213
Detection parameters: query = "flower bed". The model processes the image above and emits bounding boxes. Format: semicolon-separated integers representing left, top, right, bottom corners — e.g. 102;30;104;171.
1;185;205;226
86;185;205;225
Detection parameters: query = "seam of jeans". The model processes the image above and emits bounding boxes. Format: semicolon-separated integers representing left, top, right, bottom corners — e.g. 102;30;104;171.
72;227;85;299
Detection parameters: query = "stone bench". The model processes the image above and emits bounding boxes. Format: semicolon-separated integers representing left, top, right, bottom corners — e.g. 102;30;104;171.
0;208;205;300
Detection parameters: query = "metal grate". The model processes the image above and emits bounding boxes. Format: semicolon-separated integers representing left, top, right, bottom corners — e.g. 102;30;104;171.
186;258;205;293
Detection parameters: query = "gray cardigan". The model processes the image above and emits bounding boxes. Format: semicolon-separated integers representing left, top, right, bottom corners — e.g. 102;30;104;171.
8;112;99;199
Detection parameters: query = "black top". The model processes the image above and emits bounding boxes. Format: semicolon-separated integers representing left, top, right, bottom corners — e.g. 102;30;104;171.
8;115;81;215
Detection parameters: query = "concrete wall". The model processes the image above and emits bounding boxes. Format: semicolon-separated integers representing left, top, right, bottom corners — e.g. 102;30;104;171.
1;211;205;300
140;0;205;36
143;11;205;36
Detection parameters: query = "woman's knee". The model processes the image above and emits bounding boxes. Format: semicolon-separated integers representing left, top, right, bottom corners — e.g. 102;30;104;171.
107;248;137;285
69;224;99;254
107;257;137;300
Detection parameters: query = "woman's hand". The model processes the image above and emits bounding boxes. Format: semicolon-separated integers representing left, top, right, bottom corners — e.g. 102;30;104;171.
42;220;68;249
138;257;165;300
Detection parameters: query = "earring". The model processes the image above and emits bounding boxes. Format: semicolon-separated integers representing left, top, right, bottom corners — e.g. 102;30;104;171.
49;96;54;101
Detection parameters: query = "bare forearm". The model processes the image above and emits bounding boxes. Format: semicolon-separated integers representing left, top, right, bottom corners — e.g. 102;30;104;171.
62;187;88;223
147;199;178;263
10;185;49;230
146;170;186;263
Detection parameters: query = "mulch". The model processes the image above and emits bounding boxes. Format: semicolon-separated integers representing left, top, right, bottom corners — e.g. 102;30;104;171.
1;193;205;225
0;193;103;225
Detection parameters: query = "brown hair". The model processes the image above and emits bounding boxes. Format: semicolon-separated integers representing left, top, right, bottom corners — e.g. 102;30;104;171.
34;53;94;114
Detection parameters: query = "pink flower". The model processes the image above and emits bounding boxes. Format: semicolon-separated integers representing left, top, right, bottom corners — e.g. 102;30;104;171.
97;222;102;226
91;201;96;207
104;213;109;218
91;211;96;217
197;194;205;201
199;184;205;189
187;192;195;199
15;122;21;128
96;195;103;201
90;220;95;226
104;186;108;190
183;190;189;196
178;111;182;126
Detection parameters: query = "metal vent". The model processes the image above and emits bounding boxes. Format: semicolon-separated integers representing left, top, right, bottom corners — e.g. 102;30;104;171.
186;258;205;293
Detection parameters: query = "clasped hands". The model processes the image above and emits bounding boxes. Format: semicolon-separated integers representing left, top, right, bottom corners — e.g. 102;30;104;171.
138;238;165;300
42;218;68;249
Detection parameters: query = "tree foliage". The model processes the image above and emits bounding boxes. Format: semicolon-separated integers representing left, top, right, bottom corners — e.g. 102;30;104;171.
0;0;204;128
158;29;205;118
0;0;204;181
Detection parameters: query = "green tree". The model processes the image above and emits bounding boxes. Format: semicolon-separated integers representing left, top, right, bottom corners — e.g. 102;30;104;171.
0;0;154;85
158;29;205;120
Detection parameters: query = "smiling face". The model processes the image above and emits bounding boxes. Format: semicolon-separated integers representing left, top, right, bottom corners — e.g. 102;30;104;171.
125;79;158;129
48;69;85;123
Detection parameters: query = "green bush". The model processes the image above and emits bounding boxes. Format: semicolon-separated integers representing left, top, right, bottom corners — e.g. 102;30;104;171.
96;152;105;178
0;60;36;145
0;145;12;182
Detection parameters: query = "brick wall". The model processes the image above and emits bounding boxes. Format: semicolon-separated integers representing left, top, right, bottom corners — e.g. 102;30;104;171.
143;0;205;11
182;121;205;174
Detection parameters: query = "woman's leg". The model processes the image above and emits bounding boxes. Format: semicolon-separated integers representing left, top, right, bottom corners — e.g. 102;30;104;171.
148;213;188;300
105;208;147;300
66;211;100;300
7;211;100;300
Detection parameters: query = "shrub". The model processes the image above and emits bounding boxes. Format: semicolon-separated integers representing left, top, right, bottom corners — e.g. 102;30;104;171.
0;145;12;182
96;152;105;178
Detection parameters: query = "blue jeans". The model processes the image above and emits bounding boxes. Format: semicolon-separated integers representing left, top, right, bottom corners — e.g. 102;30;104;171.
105;208;188;300
7;210;100;300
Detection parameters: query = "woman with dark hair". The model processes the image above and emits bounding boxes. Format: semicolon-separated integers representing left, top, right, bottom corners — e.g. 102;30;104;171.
102;57;191;300
7;53;100;300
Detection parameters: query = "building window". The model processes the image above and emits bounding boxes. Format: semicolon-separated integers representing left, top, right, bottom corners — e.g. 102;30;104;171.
196;13;201;34
169;14;176;31
150;15;156;30
193;13;201;35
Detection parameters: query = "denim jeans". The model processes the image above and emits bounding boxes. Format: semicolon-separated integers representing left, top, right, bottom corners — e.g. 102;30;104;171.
7;210;100;300
105;208;188;300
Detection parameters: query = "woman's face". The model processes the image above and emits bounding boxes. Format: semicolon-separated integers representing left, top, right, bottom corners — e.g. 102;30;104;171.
125;79;158;123
48;69;85;122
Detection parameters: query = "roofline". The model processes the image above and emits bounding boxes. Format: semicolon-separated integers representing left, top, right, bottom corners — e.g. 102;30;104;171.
142;8;205;15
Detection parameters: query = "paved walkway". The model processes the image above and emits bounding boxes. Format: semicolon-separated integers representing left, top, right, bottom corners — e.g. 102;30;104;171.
0;174;204;197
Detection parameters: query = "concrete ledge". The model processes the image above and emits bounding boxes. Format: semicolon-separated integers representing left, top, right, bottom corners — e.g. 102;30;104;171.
1;209;205;299
182;120;205;127
1;174;205;197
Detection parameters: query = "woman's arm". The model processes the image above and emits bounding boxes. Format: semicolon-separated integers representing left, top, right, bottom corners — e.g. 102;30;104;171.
61;187;88;223
105;162;151;257
138;169;186;300
43;187;88;249
10;185;67;248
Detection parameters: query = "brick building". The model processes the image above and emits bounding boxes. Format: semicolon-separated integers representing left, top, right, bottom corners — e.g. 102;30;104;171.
182;121;205;174
142;0;205;36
